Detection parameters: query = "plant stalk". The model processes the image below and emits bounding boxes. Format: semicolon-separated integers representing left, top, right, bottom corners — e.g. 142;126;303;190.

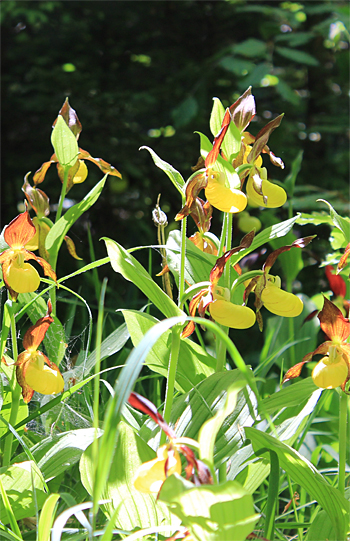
3;301;21;466
338;390;348;496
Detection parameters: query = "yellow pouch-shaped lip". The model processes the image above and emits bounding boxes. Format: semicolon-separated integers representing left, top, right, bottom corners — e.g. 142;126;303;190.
25;353;64;395
205;181;247;213
312;356;348;389
247;177;287;208
209;299;256;329
7;260;40;294
261;285;303;317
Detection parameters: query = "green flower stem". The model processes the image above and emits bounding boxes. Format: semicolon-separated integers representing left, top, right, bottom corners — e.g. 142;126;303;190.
3;301;21;467
55;166;70;223
161;326;181;446
216;212;233;373
178;215;187;309
218;212;228;257
91;278;108;531
338;390;348;497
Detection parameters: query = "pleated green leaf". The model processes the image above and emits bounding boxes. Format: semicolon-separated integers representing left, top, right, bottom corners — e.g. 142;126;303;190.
245;427;350;540
159;474;259;541
140;370;257;467
260;377;318;414
104;237;184;318
80;422;179;532
0;461;47;524
122;309;215;392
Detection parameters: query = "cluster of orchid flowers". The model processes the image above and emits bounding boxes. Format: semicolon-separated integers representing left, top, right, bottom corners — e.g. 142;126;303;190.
1;89;349;408
0;99;120;402
168;87;349;392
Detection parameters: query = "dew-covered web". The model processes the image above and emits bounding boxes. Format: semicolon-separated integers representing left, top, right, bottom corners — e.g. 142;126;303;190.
25;294;94;438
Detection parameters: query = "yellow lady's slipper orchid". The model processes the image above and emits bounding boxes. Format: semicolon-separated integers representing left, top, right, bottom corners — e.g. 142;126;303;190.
261;281;303;317
0;211;57;300
182;231;256;338
15;301;64;403
283;298;350;391
133;444;182;494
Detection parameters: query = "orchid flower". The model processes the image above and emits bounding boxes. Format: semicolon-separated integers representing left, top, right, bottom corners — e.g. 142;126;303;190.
182;231;256;338
15;301;64;403
32;98;121;193
283;297;350;390
0;210;57;299
129;392;212;494
244;236;314;331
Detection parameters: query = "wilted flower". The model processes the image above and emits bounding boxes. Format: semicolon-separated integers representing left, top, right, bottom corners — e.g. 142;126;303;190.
283;297;350;391
15;301;64;403
0;210;57;299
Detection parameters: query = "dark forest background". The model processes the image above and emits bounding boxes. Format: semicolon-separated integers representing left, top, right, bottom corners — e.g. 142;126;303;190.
1;1;349;345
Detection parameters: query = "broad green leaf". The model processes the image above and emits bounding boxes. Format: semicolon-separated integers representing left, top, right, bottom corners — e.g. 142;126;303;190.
51;115;79;168
38;493;60;541
317;199;350;244
230;214;300;267
91;315;187;511
46;174;108;257
218;56;255;76
27;428;103;481
122;310;215;392
210;97;226;138
260;378;318;414
140;370;257;467
0;461;47;524
245;427;350;540
104;237;184;318
198;381;245;466
275;46;319;66
76;322;130;374
140;146;185;196
296;212;335;227
17;292;66;366
80;422;178;532
306;509;337;541
159;474;259;541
